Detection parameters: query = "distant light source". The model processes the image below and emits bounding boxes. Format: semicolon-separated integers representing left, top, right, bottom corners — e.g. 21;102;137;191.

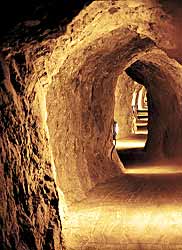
125;165;182;174
115;137;146;150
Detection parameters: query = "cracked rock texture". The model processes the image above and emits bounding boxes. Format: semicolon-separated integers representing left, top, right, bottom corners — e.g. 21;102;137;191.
1;1;182;249
0;53;63;249
46;28;157;204
114;73;135;139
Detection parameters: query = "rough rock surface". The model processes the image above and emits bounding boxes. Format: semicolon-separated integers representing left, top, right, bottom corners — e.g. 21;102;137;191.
126;53;182;159
1;1;182;249
46;28;158;203
114;73;135;139
0;53;63;249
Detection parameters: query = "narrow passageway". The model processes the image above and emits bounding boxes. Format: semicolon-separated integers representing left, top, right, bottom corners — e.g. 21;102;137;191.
63;130;182;250
116;86;149;167
2;1;182;250
62;73;182;250
63;80;182;248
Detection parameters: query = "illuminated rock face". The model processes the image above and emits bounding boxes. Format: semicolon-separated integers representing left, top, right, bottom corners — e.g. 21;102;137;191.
114;73;135;139
46;29;157;203
114;72;142;139
126;55;182;159
1;1;182;249
0;56;62;250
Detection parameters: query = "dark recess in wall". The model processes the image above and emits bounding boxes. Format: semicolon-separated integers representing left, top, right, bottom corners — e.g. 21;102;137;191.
0;0;93;42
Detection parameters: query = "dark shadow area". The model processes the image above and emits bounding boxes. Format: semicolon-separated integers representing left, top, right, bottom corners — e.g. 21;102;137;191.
0;0;93;43
117;148;148;167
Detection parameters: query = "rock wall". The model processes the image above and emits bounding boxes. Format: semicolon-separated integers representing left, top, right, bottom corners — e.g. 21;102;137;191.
114;73;135;139
1;1;182;249
46;28;157;203
126;53;182;159
114;75;145;138
0;52;63;249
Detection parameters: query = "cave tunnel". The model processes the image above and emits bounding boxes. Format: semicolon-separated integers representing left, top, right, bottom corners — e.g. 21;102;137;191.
115;76;149;168
1;1;182;250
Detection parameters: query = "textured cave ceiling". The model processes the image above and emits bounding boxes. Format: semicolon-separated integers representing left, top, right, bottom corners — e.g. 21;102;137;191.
1;1;182;250
1;0;182;203
0;0;93;43
0;0;182;60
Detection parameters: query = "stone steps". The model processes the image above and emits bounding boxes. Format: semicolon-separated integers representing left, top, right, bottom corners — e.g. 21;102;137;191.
135;108;148;134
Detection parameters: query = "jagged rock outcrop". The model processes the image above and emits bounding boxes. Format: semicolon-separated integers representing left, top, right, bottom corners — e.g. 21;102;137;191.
1;1;182;249
0;53;63;249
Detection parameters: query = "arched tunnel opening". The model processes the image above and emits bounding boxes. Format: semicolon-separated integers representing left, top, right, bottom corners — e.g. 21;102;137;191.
1;1;182;250
46;28;162;204
114;72;149;168
116;55;182;172
125;58;182;160
46;30;182;248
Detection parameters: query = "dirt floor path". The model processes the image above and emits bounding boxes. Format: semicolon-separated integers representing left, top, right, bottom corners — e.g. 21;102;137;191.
63;136;182;250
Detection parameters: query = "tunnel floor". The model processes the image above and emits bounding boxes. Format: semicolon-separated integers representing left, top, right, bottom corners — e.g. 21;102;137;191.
62;135;182;250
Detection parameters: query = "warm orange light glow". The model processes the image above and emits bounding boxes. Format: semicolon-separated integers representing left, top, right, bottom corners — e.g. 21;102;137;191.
115;138;146;150
125;165;182;174
63;189;182;249
63;136;182;249
135;129;148;135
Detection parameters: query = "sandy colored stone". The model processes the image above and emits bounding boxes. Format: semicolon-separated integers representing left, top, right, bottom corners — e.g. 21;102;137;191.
126;53;182;159
1;1;182;249
0;54;63;250
114;72;135;139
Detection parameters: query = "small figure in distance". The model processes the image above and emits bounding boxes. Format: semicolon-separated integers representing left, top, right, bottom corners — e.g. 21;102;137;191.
111;120;118;160
113;120;119;140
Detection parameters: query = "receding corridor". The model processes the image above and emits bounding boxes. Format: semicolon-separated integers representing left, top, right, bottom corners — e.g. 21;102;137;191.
62;93;182;250
2;1;182;250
